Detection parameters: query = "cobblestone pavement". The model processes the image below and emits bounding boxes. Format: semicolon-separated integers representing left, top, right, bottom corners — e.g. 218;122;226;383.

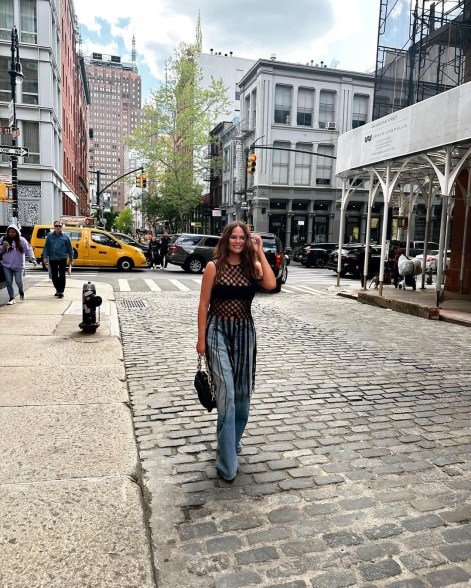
116;291;471;588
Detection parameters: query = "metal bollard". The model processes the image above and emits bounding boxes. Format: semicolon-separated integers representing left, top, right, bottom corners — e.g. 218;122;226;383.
79;281;102;334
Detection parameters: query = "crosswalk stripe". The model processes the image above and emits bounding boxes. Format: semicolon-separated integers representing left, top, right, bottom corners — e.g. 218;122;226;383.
144;279;161;292
290;285;329;295
169;278;191;292
118;279;131;292
192;278;202;285
281;287;296;294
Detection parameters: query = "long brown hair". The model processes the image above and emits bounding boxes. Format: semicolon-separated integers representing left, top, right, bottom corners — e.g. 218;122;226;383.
213;221;258;281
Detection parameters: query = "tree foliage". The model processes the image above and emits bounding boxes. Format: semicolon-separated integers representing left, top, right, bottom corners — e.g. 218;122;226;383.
115;208;133;234
102;208;119;232
128;28;230;231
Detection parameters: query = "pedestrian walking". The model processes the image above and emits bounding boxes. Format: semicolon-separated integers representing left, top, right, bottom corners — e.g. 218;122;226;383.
196;221;276;482
148;236;161;269
159;231;170;269
1;224;37;304
42;221;74;298
393;247;404;288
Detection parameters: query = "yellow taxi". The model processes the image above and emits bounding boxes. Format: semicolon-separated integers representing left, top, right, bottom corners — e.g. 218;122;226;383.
30;225;147;271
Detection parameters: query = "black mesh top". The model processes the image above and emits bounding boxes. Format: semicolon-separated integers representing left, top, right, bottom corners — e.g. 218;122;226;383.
209;263;256;320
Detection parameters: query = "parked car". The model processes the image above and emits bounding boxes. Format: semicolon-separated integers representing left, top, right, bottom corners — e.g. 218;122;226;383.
326;245;383;278
110;232;151;266
30;225;147;271
299;242;338;268
167;233;220;273
258;232;288;293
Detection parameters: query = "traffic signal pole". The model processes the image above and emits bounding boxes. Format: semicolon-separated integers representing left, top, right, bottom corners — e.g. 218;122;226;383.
92;166;143;226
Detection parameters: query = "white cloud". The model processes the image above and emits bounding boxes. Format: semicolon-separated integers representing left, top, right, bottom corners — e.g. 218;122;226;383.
74;0;380;86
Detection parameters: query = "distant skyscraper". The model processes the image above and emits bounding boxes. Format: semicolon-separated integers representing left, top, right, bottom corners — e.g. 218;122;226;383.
85;48;142;210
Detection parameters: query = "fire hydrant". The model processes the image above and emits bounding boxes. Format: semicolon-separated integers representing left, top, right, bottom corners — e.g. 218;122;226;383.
79;282;102;334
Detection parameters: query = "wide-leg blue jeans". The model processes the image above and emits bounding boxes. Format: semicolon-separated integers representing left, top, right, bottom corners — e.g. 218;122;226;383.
206;315;255;481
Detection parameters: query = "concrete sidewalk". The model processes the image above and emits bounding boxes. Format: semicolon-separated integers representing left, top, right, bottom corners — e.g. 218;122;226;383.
332;282;471;327
0;279;156;587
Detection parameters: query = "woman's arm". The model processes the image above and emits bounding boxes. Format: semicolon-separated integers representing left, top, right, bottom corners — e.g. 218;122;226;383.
251;235;276;290
196;261;217;355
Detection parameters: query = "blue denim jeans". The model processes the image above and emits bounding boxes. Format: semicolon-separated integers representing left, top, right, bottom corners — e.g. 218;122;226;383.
206;315;255;480
3;266;24;299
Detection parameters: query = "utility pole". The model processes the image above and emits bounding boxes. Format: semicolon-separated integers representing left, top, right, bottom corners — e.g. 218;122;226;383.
9;26;24;228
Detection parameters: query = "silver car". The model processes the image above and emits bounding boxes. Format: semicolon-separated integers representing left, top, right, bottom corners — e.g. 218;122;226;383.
167;234;220;273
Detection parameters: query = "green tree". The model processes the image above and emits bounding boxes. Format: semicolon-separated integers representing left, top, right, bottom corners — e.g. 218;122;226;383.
115;208;133;234
128;19;230;231
102;208;119;232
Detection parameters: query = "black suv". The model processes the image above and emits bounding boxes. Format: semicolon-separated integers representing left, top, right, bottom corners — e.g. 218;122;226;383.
259;233;288;293
326;245;383;278
167;233;220;273
299;242;338;268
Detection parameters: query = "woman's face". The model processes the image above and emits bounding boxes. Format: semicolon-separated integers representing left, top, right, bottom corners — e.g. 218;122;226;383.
7;228;16;239
228;226;246;255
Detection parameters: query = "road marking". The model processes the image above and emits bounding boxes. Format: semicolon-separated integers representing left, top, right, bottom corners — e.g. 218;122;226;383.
169;279;191;292
144;279;161;292
281;287;296;294
118;279;131;292
192;278;202;285
289;284;329;296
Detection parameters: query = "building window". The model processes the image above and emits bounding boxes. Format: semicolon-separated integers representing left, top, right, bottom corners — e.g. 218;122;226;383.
22;60;38;104
272;141;290;184
316;145;334;185
0;56;10;102
251;90;256;129
0;117;13;163
319;90;335;128
274;85;291;124
20;0;37;44
0;0;14;41
297;88;314;127
223;148;229;172
22;121;40;164
352;95;368;128
294;143;312;185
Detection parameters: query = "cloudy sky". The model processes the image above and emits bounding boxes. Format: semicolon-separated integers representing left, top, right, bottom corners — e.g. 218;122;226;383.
73;0;404;102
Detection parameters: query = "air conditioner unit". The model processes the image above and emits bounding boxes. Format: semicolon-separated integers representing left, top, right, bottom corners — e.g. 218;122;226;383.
326;122;337;130
318;122;326;129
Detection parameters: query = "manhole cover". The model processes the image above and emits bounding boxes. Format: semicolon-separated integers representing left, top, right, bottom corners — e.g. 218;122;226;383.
117;299;148;310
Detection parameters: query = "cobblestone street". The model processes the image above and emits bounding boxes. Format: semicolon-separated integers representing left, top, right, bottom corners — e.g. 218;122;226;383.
117;291;471;588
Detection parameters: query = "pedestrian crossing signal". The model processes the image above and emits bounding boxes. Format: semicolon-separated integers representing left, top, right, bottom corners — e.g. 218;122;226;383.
136;174;142;188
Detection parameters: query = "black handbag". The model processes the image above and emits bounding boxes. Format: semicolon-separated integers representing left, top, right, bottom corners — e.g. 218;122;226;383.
194;354;216;412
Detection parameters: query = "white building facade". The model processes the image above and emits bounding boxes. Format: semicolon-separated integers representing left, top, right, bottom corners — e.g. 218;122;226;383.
0;0;65;234
219;59;375;248
198;51;256;124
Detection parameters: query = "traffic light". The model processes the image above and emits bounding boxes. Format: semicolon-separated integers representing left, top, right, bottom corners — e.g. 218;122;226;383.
136;174;142;188
141;173;147;189
247;153;257;174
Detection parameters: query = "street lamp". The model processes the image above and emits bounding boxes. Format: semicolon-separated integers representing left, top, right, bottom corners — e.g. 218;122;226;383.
9;26;23;228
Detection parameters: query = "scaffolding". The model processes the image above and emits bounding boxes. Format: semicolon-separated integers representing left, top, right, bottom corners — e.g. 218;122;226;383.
373;0;471;120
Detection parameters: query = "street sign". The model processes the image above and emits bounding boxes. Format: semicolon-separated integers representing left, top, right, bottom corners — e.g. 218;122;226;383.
0;127;20;137
0;146;29;157
0;172;12;183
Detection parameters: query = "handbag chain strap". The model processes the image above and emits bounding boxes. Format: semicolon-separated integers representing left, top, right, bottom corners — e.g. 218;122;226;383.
197;353;215;399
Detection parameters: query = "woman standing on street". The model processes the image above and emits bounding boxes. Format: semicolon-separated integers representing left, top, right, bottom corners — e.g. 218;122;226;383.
148;236;161;269
1;224;37;304
196;221;276;482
